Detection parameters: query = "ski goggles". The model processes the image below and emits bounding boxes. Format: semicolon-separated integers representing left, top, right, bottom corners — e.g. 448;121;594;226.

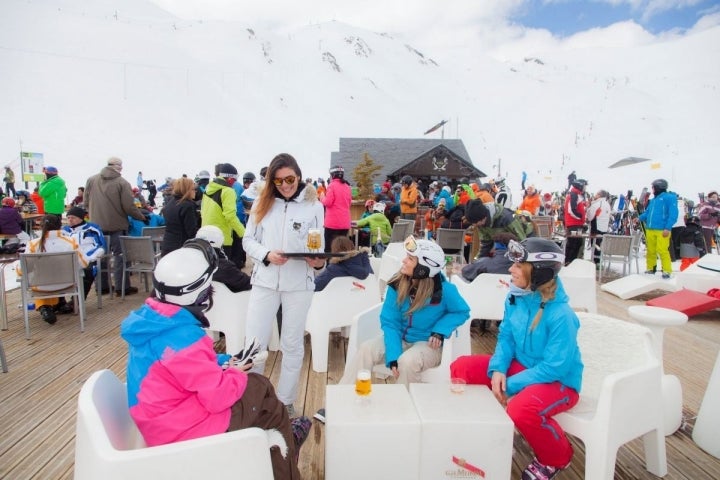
404;235;418;253
505;240;565;264
272;175;297;186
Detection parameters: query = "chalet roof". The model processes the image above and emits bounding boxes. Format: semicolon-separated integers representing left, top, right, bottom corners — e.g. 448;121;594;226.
330;138;485;183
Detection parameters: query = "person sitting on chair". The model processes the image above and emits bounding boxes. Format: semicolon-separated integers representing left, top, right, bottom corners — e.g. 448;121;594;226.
450;238;583;480
63;206;106;300
314;236;372;291
120;241;310;479
340;237;469;386
194;225;251;293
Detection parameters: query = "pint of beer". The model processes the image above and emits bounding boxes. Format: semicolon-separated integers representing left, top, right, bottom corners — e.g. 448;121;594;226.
307;228;322;251
355;369;372;397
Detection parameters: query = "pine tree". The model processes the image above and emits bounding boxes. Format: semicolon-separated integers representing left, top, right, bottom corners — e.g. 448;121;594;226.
352;153;382;200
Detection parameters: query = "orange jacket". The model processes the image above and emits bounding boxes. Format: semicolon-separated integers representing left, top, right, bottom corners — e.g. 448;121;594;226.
400;184;418;214
518;193;541;215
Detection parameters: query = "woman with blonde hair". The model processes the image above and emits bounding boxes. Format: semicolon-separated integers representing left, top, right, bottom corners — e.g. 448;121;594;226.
340;236;469;386
160;177;198;256
243;153;325;416
450;238;583;480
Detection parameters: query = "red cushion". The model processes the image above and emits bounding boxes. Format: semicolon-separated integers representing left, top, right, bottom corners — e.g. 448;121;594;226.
647;289;720;317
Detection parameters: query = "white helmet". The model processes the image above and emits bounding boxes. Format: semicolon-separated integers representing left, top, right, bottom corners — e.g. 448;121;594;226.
403;236;446;279
195;225;224;248
153;239;218;306
373;202;386;213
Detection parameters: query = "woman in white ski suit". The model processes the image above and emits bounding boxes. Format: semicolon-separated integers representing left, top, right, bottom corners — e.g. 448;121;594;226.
243;153;325;410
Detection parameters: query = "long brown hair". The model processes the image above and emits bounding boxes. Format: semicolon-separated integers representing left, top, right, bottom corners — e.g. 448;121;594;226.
38;215;62;252
388;269;435;316
172;177;196;202
252;153;302;225
517;262;558;331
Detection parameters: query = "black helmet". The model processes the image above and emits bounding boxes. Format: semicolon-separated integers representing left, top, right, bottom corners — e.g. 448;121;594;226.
686;215;701;226
506;238;565;290
401;175;413;186
571;179;588;191
651;178;668;192
218;163;238;179
242;172;256;183
329;165;344;179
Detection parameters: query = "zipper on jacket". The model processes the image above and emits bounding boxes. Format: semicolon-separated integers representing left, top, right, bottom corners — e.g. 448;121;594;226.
401;313;413;342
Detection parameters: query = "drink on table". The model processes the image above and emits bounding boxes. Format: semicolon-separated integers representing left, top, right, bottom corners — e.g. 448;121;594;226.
355;369;372;397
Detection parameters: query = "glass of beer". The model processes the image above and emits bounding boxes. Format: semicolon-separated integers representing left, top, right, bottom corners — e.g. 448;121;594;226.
355;369;372;404
307;228;322;252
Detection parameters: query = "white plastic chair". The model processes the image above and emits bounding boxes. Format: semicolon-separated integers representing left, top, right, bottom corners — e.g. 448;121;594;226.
74;369;276;480
344;302;462;384
554;312;667;480
306;275;380;373
450;274;510;356
204;282;279;354
558;259;598;313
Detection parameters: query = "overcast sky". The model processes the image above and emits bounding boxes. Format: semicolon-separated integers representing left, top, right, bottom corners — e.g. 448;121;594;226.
150;0;720;57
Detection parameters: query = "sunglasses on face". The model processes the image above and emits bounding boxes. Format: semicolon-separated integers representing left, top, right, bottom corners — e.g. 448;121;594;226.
273;175;297;186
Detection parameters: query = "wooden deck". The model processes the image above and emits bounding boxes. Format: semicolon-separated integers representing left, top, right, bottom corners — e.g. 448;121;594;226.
2;277;720;479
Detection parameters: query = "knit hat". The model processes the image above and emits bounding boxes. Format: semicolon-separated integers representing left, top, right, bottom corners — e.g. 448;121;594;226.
107;157;123;173
66;206;86;220
45;166;58;174
465;199;490;224
2;197;15;208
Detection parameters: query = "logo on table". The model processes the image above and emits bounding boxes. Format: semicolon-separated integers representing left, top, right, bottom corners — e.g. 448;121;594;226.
446;455;485;478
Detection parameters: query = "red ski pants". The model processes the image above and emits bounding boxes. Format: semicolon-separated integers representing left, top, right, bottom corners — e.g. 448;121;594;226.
451;355;579;468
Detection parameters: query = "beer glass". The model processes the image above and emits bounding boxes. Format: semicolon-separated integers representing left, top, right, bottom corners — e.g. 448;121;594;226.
355;369;372;404
307;228;322;252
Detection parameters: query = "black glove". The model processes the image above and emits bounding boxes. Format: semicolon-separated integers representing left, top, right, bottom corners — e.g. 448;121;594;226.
711;211;719;217
142;215;151;225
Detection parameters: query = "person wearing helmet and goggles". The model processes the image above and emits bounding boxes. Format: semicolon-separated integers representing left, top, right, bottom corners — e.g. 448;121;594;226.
451;237;583;480
120;240;311;479
340;236;469;386
638;178;678;279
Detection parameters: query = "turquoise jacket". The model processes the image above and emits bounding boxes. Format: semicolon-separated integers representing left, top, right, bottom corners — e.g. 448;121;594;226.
381;276;470;367
489;278;583;395
639;191;679;231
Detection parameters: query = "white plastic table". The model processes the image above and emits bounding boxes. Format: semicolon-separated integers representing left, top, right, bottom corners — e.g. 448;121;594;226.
409;383;513;480
325;384;421;480
628;305;688;435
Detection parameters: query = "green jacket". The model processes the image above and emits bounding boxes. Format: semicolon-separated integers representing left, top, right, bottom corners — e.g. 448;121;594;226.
38;175;67;215
355;213;392;245
200;179;245;246
476;203;528;257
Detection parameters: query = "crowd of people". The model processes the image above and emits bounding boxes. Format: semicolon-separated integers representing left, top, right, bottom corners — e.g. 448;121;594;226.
4;154;719;480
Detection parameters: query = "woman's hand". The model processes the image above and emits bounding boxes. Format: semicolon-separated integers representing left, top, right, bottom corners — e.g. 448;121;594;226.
305;257;325;268
391;366;400;379
266;250;289;266
490;371;508;406
427;335;442;349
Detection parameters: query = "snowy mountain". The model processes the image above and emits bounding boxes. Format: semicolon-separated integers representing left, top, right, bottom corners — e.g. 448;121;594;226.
1;0;718;205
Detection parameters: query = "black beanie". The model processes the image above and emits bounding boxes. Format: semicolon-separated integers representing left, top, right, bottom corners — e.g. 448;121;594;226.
66;206;86;219
465;199;489;224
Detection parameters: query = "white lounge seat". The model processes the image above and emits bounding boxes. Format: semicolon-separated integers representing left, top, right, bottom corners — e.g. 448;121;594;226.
306;275;381;373
600;273;678;300
559;259;598;313
74;369;277;480
555;313;667;480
